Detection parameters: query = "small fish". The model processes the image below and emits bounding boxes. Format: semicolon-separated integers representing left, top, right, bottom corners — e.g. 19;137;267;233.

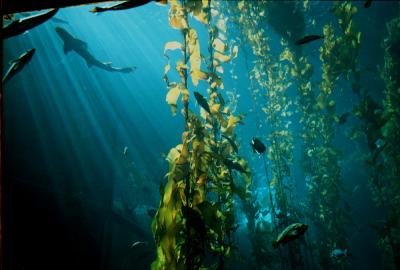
272;223;308;248
3;48;36;84
194;91;211;114
147;208;157;217
123;146;128;156
130;241;147;250
295;35;324;45
364;0;372;8
222;135;239;153
330;248;347;259
338;112;350;124
3;9;58;39
90;0;166;13
250;137;266;154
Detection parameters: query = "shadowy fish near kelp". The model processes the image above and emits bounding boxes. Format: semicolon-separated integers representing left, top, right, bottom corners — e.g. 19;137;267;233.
295;35;324;45
55;27;135;73
123;146;128;156
272;223;308;248
90;0;167;13
222;135;239;154
3;9;58;39
250;137;266;154
3;48;35;84
147;208;157;218
224;158;249;174
130;241;147;250
194;91;211;114
338;112;350;125
330;248;348;259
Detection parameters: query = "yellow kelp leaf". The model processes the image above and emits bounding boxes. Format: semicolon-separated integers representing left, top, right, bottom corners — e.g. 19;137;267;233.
163;179;175;205
232;45;239;59
164;41;182;54
180;87;190;104
214;51;231;63
225;115;240;134
166;145;181;164
166;86;181;115
211;104;221;114
191;69;208;86
238;1;244;10
279;48;293;62
169;1;188;30
212;38;226;53
215;65;223;74
196;173;207;186
200;107;208;119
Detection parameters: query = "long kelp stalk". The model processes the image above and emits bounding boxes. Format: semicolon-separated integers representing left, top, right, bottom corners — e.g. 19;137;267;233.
152;1;251;269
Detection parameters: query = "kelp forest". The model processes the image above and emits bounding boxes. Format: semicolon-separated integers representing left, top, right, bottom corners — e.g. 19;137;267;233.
150;1;400;270
2;1;400;270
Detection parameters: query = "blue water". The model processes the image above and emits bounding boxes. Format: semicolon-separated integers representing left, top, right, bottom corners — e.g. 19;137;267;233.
3;1;399;270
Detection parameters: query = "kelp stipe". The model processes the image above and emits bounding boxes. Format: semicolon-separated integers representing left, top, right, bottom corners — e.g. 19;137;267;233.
151;1;251;269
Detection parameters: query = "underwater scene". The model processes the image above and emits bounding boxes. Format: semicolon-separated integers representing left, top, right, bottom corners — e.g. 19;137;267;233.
2;1;400;269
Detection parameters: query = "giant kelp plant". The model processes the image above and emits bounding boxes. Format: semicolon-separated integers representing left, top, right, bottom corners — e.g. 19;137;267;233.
352;15;400;269
151;1;250;269
227;1;307;269
290;2;361;269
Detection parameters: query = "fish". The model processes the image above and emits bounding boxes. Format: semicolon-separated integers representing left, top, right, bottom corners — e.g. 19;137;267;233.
295;35;324;45
194;91;211;114
55;27;135;73
90;0;167;13
364;0;372;8
147;208;157;217
224;158;249;174
330;248;347;259
272;223;308;248
2;48;36;84
123;146;128;156
338;112;350;124
130;241;147;250
250;137;266;154
3;9;58;39
222;135;239;154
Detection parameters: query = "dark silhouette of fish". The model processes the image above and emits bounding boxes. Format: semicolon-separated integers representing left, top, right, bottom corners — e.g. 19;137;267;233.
3;48;36;84
3;9;58;39
194;91;211;114
364;0;372;8
338;112;350;124
295;35;324;45
90;0;167;13
250;137;266;154
222;135;239;154
55;27;135;73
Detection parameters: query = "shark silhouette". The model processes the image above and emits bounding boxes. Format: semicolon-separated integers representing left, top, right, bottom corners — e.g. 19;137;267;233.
55;27;134;73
